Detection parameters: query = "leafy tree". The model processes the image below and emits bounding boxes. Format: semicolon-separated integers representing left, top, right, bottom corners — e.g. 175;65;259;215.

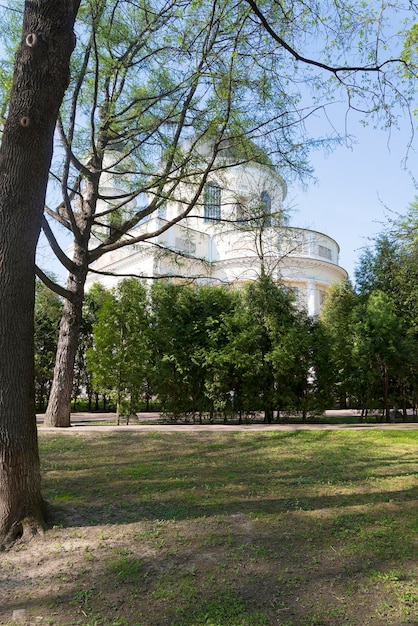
191;287;241;422
34;279;62;411
150;282;232;420
200;277;325;422
389;202;418;408
386;200;418;332
87;279;151;422
352;290;409;419
150;283;190;418
320;280;358;409
72;282;107;411
308;319;335;413
355;235;403;302
203;300;248;422
0;0;80;547
204;303;264;421
353;212;418;414
271;311;321;419
234;275;308;422
150;279;311;422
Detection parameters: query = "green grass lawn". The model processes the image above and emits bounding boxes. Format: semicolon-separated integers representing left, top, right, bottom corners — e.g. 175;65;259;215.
2;429;418;625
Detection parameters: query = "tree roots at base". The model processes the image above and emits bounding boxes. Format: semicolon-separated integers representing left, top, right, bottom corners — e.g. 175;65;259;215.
0;515;47;551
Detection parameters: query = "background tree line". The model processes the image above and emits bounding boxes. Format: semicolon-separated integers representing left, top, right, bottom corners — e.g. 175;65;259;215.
36;275;324;422
319;200;418;420
35;203;418;423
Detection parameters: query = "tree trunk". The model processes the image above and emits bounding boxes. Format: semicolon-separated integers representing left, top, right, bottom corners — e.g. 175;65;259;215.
45;141;101;427
383;365;390;422
44;252;88;427
0;0;80;547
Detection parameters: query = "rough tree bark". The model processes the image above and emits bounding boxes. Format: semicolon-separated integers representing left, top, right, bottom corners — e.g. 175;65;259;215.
0;0;80;548
44;246;89;427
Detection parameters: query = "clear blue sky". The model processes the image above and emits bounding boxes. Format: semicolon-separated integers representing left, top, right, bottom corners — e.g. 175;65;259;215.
289;119;418;282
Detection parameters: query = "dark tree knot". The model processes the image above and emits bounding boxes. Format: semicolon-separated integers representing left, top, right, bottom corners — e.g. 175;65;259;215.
25;33;37;48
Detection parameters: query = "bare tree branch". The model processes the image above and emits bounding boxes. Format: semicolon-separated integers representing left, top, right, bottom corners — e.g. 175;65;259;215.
35;265;74;301
41;216;76;274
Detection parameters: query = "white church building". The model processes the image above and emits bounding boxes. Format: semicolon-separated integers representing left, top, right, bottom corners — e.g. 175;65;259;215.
85;154;348;316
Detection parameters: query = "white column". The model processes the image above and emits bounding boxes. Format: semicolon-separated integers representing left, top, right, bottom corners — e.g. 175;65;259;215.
307;280;317;317
308;232;315;256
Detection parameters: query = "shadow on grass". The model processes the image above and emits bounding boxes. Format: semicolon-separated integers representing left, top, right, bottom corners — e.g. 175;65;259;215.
4;430;417;626
9;498;418;626
40;430;418;528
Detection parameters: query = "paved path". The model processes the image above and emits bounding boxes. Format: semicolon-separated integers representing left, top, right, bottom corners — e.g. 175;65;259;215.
36;411;418;433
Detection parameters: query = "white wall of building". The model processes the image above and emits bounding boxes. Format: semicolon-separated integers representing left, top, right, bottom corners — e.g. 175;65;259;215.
85;158;348;316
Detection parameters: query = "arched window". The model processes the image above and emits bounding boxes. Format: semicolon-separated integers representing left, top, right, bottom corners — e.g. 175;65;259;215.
204;182;221;221
261;191;272;226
